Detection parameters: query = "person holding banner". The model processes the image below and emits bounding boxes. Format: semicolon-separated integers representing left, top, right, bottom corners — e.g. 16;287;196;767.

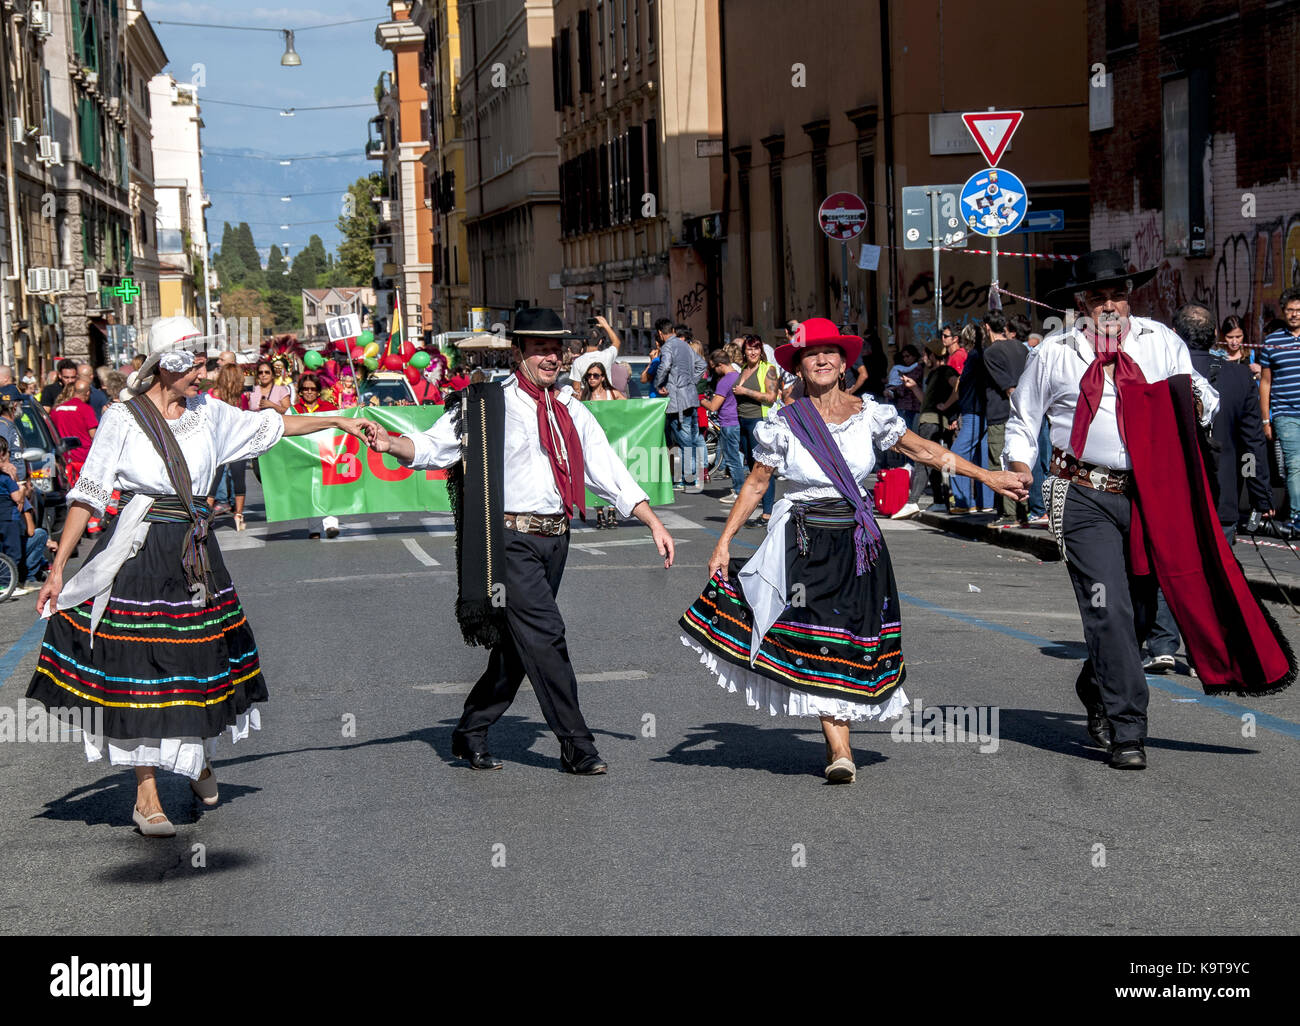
24;317;372;837
679;318;1027;783
358;307;676;775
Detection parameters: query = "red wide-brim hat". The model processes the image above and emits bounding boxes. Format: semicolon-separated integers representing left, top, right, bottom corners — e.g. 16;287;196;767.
773;317;864;374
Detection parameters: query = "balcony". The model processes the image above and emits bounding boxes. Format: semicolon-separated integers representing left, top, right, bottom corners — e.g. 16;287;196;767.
365;138;386;160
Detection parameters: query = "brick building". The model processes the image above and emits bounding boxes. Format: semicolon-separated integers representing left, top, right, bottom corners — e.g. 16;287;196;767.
1089;0;1300;338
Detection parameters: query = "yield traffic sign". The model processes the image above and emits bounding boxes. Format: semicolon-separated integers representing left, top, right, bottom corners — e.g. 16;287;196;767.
961;110;1023;167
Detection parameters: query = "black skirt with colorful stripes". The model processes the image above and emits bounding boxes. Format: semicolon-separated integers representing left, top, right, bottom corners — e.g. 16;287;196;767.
680;505;905;706
26;511;267;742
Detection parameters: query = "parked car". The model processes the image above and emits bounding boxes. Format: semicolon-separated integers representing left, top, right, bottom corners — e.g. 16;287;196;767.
13;395;72;536
359;371;418;406
617;356;655;397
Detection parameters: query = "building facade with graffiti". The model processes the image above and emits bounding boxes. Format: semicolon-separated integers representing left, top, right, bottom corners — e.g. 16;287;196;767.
1089;0;1300;342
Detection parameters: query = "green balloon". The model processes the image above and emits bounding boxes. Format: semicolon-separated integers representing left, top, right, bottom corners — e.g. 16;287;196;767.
303;350;324;369
363;356;379;371
409;350;431;369
359;330;375;347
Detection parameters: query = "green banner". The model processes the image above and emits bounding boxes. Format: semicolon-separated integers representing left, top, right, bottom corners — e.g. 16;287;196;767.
258;400;675;522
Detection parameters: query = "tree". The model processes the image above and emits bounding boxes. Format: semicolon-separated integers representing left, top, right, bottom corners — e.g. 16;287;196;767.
266;244;289;292
220;287;275;332
234;223;261;271
336;173;382;286
213;221;248;288
264;290;300;332
288;238;324;293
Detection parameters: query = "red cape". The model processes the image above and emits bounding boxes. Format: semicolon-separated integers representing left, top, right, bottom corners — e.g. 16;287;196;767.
1124;374;1295;695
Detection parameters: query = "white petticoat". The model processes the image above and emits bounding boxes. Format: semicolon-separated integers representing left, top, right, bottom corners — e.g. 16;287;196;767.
681;635;909;723
81;709;261;781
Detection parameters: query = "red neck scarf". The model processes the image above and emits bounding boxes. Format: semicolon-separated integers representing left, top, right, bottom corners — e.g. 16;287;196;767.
1069;331;1148;461
514;371;586;519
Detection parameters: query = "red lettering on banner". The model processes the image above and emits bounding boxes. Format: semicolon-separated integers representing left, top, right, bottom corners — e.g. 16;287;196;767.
320;433;362;485
426;468;448;481
366;445;413;482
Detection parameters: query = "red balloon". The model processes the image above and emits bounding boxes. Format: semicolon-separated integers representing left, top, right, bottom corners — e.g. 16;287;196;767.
399;340;416;361
325;359;338;375
336;337;352;352
350;345;365;362
403;365;421;385
381;353;404;371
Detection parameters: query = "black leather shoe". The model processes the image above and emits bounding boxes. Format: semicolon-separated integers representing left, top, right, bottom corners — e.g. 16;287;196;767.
560;740;608;775
1074;664;1114;749
1109;742;1147;770
451;737;503;770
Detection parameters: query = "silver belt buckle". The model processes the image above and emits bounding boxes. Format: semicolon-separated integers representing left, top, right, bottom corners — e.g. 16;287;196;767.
517;514;533;533
1088;469;1107;491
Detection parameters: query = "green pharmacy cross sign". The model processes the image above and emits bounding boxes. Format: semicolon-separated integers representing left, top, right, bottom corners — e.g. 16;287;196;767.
111;278;140;304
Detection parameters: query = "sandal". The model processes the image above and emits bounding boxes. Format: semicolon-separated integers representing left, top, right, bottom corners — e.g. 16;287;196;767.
234;514;246;532
132;806;176;837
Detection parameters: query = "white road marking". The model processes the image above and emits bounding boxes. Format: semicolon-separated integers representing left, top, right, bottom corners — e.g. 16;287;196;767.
654;509;702;531
402;538;441;566
213;527;266;550
420;516;454;534
413;669;648;693
321;521;377;543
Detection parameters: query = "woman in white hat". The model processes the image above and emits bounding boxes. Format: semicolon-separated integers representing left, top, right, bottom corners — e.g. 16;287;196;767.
24;317;371;836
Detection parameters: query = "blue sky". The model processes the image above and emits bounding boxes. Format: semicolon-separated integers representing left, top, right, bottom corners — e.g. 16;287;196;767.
142;2;388;260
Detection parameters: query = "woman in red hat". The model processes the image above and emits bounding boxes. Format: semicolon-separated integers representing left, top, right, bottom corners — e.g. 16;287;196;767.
678;318;1027;783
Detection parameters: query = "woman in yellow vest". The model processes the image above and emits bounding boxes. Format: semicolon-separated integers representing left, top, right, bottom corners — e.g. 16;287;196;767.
734;335;781;527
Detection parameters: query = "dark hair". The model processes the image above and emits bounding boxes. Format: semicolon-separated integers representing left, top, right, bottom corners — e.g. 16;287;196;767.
579;362;611;400
896;345;920;365
57;358;77;374
1008;313;1031;342
984;312;1008;336
1173;303;1217;351
0;437;8;457
1280;288;1300;309
1220;315;1246;340
256;361;274;375
298;373;322;391
654;317;674;335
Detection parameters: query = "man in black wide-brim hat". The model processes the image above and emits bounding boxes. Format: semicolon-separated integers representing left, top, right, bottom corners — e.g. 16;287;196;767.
359;307;676;774
1001;249;1294;771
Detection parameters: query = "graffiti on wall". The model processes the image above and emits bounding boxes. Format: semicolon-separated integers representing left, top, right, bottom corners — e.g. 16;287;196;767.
1108;210;1300;342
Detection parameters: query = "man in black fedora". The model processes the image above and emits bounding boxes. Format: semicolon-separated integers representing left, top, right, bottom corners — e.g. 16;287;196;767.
359;306;676;774
1001;250;1228;769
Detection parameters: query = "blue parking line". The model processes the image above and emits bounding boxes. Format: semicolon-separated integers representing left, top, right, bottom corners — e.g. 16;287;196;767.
0;616;47;688
692;517;1300;741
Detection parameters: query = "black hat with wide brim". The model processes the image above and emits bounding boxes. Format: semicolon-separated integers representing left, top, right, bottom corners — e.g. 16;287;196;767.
508;307;573;340
1045;249;1157;309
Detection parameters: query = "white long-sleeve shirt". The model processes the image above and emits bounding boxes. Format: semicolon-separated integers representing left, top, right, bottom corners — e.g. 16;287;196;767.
403;375;650;518
1002;316;1219;471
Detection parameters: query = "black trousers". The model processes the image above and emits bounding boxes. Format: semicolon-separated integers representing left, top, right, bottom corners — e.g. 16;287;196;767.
453;531;597;754
908;419;948;504
1062;486;1158;744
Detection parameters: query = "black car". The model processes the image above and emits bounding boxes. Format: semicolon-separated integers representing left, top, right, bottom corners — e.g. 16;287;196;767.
13;395;73;536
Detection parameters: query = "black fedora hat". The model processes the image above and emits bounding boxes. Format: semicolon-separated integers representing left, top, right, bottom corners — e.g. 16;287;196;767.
509;307;570;339
1046;249;1157;308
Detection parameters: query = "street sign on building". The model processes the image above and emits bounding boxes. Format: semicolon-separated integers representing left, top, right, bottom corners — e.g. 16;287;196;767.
901;184;968;250
1014;208;1066;233
817;192;867;241
960;167;1029;238
961;110;1024;167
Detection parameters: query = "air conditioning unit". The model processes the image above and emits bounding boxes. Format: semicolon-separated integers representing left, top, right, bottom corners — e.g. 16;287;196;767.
37;135;52;161
84;70;98;89
49;141;60;165
26;267;51;293
84;268;99;294
53;269;69;292
9;118;22;142
108;96;120;115
30;1;49;35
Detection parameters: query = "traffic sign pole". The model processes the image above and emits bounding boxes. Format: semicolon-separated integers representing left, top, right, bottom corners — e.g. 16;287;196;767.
928;189;943;331
841;243;850;332
991;237;1000;312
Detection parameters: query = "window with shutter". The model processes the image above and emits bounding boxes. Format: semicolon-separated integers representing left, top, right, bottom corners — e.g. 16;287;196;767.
577;11;593;93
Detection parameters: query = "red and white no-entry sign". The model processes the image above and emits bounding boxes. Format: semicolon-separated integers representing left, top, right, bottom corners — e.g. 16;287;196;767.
818;192;868;241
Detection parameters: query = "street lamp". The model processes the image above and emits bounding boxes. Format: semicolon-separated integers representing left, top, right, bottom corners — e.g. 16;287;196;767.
280;29;302;67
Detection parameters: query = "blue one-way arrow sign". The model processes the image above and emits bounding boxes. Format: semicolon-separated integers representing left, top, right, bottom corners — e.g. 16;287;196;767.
1017;209;1065;233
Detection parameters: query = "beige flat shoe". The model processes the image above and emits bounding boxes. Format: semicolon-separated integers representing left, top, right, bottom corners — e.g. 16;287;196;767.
191;766;218;806
132;807;176;837
234;513;246;532
824;757;856;784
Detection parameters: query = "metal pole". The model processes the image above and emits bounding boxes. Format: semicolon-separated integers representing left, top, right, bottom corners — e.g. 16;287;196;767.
990;235;999;309
840;241;849;330
929;189;943;332
202;241;213;340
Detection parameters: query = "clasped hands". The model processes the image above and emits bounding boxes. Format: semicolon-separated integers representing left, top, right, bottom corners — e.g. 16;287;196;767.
348;418;392;453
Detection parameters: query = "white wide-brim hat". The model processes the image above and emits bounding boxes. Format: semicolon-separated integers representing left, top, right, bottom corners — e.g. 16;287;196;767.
125;317;208;396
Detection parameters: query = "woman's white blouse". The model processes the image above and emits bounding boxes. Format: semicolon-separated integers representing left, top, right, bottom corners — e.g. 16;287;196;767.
67;395;286;516
750;397;908;500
